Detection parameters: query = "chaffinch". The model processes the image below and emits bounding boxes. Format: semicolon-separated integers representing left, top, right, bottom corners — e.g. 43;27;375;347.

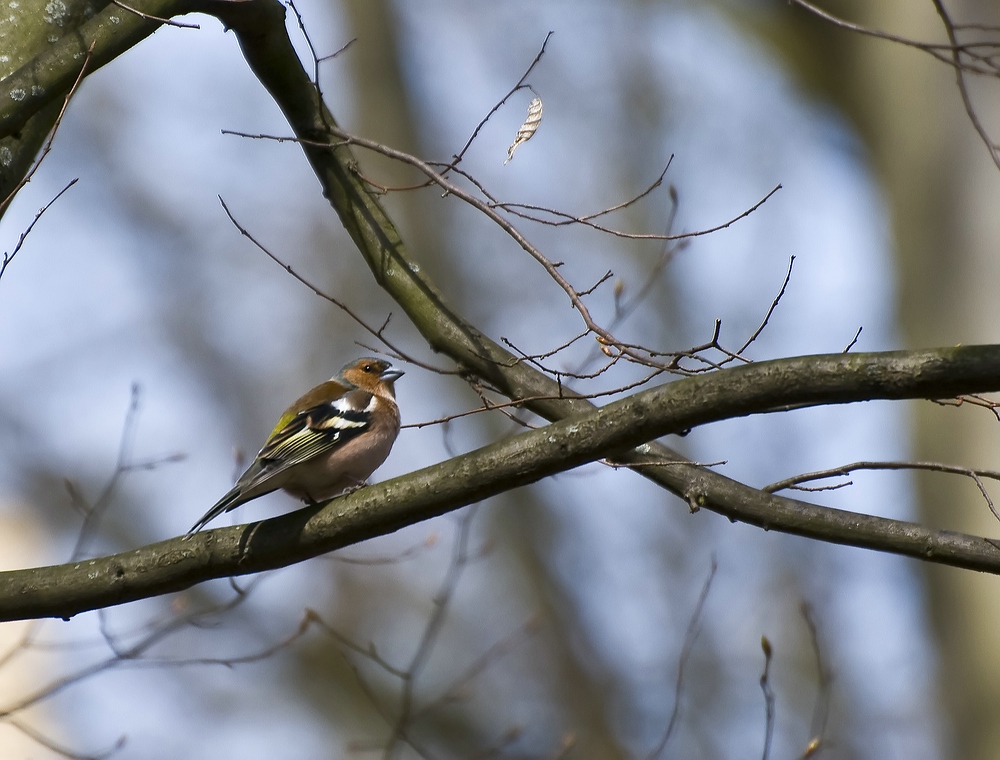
188;357;404;534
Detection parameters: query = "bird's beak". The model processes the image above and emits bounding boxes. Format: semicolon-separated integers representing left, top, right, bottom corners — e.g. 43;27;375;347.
380;367;405;383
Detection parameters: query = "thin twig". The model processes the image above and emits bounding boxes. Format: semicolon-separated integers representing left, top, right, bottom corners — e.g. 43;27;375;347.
217;196;449;375
286;0;327;119
1;41;93;217
789;0;999;72
0;178;77;283
931;0;1000;170
414;616;540;719
385;507;480;760
308;609;408;678
332;533;438;565
498;181;780;242
317;37;357;64
759;636;775;760
450;32;554;167
223;126;778;373
0;582;258;719
7;717;125;760
737;255;795;356
647;559;717;759
933;393;1000;422
767;458;1000;523
765;459;1000;491
791;0;1000;169
843;326;863;353
111;0;199;28
801;603;832;755
68;386;183;561
69;384;141;561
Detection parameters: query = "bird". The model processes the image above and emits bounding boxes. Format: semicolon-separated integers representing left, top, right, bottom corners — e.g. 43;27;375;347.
188;357;404;534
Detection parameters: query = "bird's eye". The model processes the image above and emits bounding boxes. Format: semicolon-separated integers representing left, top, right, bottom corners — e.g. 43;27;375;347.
363;364;374;373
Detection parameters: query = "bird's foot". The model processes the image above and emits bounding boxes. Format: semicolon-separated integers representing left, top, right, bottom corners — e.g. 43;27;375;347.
339;480;369;497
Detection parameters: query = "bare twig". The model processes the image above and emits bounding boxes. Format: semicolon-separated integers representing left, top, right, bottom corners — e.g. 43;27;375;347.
285;0;332;123
1;41;93;217
385;507;480;759
766;457;1000;526
140;607;322;669
843;326;863;353
759;636;775;760
342;659;437;760
111;0;199;28
647;559;717;759
765;459;1000;521
499;181;780;242
317;37;357;64
7;717;125;760
68;385;184;561
451;32;554;167
308;609;408;678
790;0;1000;169
789;0;1000;73
0;582;258;719
446;162;779;242
414;616;540;719
736;255;795;357
218;196;448;375
0;178;77;284
332;532;438;565
801;603;833;755
933;393;1000;422
69;384;140;561
222;127;778;374
931;0;1000;170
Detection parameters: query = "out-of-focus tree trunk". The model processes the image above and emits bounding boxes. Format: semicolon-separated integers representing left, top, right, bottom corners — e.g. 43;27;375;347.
758;1;1000;757
850;4;1000;758
912;1;1000;757
338;3;630;756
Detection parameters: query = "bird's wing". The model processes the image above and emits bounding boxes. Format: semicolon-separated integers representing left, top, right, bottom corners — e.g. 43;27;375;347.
188;389;380;534
241;390;376;487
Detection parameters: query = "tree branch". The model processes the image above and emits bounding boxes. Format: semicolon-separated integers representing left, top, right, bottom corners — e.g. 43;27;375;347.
0;0;193;140
4;346;1000;622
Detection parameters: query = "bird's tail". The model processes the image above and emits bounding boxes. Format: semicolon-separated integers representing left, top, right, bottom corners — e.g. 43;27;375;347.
187;487;245;535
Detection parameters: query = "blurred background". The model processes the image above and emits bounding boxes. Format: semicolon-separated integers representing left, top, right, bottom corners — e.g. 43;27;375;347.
2;0;1000;758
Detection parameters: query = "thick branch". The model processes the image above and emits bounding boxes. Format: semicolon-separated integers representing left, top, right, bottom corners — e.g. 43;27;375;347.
0;0;192;140
4;347;1000;622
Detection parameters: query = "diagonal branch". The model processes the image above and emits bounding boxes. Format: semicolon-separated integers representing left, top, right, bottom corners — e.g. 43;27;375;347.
0;0;197;140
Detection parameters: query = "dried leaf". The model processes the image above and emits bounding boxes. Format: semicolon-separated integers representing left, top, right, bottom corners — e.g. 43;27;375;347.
803;737;822;757
504;97;543;164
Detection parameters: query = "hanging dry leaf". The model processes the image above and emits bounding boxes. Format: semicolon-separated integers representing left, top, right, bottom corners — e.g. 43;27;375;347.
504;96;543;164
